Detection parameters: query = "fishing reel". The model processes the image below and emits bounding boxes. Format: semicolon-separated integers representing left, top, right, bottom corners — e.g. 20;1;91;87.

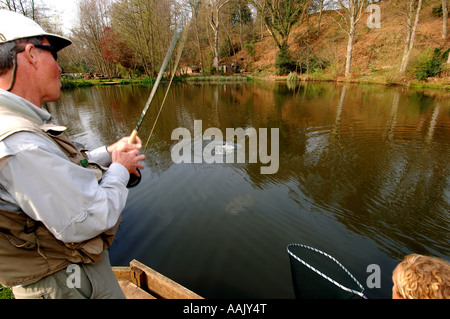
127;168;142;188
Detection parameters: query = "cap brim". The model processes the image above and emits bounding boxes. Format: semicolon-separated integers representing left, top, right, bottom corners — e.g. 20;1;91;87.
43;33;72;51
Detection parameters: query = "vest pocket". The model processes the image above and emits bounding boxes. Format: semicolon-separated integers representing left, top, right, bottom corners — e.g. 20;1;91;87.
0;231;36;249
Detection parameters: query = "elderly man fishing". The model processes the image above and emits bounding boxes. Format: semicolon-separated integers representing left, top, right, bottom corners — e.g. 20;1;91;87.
0;10;145;299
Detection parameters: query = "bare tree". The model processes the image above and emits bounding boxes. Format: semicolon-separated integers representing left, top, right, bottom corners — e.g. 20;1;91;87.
399;0;423;74
73;0;114;76
110;0;188;77
252;0;309;51
0;0;47;23
445;0;450;64
189;0;206;71
250;0;268;40
335;0;367;77
315;0;332;35
1;0;34;17
111;0;157;77
443;0;448;39
230;0;250;52
316;0;325;34
209;0;231;69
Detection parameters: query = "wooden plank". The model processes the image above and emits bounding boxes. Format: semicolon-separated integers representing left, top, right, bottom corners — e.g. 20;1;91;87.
130;266;146;290
117;280;156;299
130;260;203;299
113;266;131;281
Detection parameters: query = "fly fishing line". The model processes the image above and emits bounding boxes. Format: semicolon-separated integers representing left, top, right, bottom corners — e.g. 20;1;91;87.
126;2;201;187
143;5;195;151
129;1;200;145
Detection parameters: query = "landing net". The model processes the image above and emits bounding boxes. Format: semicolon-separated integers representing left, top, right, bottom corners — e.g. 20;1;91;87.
287;243;367;299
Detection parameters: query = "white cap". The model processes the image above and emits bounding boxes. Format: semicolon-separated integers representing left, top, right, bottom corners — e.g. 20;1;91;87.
0;9;71;51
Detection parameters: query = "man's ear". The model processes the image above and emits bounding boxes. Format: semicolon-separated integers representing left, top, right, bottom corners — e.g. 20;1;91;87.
22;44;39;69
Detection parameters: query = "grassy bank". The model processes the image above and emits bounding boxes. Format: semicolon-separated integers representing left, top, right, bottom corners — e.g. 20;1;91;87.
61;75;254;89
295;71;450;90
184;75;254;83
256;60;450;90
61;71;448;90
61;77;155;89
0;284;13;299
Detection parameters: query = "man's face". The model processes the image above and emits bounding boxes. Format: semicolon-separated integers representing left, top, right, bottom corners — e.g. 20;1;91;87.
37;38;62;103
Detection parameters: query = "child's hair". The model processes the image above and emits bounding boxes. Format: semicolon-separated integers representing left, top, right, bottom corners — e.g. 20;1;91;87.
393;254;450;299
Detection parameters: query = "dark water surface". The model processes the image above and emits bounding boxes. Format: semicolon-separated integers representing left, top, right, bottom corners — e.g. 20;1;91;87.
47;82;450;299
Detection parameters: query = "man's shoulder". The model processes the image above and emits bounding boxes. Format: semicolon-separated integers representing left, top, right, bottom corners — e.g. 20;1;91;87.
0;107;42;141
1;131;58;154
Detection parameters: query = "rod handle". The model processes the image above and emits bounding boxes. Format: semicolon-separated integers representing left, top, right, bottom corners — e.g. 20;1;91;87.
129;129;139;145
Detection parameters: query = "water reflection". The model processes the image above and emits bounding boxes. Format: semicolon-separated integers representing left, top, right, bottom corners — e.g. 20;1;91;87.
46;82;450;298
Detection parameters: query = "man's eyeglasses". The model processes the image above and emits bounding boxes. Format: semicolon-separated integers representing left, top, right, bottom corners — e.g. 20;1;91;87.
34;45;58;61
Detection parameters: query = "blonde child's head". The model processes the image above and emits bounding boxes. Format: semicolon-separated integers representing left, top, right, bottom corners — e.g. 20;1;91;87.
392;254;450;299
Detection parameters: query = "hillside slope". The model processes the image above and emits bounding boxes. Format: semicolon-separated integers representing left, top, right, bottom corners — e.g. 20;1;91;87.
227;0;449;87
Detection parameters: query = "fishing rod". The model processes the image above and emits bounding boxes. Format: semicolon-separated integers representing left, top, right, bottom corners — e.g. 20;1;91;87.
129;1;200;145
143;5;198;150
126;1;201;188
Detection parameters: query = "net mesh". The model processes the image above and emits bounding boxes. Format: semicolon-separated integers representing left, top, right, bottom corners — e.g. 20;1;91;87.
287;244;367;299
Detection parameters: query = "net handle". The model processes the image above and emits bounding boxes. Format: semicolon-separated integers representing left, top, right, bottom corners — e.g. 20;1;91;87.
287;244;368;299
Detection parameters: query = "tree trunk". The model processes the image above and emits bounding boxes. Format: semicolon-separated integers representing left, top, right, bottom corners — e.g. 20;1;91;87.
260;0;266;40
210;1;230;70
239;1;244;51
344;16;355;77
213;17;220;69
264;22;282;50
317;0;324;35
400;0;414;73
400;0;422;74
194;12;204;71
443;0;448;39
338;0;365;77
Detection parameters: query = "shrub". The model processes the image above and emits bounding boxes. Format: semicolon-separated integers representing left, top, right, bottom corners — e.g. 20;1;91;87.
0;284;13;299
275;46;297;75
220;38;239;58
286;72;299;82
244;40;256;57
432;4;449;17
413;48;447;80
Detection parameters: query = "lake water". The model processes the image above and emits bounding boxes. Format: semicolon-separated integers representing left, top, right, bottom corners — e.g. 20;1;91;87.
47;81;450;299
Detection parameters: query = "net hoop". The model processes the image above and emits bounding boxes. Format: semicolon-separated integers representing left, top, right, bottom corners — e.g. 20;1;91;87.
287;243;368;299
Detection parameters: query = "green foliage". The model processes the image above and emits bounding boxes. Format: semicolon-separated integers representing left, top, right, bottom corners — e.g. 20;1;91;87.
64;61;94;74
264;0;307;41
63;63;85;74
185;75;251;83
432;4;448;17
297;56;329;74
231;3;253;26
0;284;13;299
61;78;94;89
261;0;309;63
244;40;256;57
286;72;299;82
119;78;131;85
413;48;448;80
220;38;240;59
275;46;297;75
133;77;157;86
209;66;217;75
